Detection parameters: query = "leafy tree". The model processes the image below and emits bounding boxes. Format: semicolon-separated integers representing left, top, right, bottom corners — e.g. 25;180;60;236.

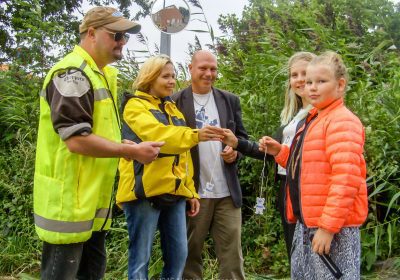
0;0;155;69
1;0;80;69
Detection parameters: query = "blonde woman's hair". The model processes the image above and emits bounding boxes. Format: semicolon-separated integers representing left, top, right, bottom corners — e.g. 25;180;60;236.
280;51;316;126
133;55;173;93
309;51;349;82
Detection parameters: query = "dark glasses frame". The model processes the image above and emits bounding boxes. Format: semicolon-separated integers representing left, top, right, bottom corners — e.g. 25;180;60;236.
101;29;130;43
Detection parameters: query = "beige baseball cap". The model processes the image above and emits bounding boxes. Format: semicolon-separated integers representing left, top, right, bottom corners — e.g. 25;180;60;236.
79;6;141;34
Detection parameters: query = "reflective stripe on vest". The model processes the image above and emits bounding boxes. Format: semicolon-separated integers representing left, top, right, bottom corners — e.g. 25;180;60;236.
34;208;110;233
94;88;110;101
79;61;87;71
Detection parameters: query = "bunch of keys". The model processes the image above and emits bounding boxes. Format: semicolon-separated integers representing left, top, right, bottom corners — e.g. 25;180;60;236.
254;197;266;214
254;146;268;215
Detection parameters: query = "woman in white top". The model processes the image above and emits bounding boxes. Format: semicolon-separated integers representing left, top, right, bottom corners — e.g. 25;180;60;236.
222;52;316;261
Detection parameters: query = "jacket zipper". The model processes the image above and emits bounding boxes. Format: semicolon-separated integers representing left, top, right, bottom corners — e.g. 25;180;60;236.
98;70;121;130
160;100;183;193
297;115;317;225
297;139;306;224
94;70;118;230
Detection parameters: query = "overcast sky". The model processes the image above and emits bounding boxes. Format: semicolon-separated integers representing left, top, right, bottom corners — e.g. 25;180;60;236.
80;0;249;65
127;0;249;65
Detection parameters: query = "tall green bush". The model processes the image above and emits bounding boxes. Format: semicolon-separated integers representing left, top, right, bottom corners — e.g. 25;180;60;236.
0;69;41;275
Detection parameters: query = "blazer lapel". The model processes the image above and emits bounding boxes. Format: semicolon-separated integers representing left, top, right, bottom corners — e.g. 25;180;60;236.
213;88;228;128
181;87;196;129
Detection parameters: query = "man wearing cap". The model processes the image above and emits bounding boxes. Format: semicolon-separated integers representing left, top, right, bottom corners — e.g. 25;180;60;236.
34;6;163;279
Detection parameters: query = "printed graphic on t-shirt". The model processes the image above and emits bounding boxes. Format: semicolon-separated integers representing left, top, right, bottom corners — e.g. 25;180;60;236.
195;106;218;128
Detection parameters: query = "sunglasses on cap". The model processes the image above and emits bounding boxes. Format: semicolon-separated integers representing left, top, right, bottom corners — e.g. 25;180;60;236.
101;29;130;43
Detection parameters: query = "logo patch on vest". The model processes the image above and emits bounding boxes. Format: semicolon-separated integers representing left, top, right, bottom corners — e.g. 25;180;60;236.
53;69;90;97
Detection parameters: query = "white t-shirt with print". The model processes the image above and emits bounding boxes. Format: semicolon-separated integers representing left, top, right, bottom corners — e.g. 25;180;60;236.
193;91;230;198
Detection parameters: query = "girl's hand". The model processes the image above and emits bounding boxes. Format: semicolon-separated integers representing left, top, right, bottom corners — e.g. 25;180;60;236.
312;228;335;255
222;129;238;148
258;136;282;156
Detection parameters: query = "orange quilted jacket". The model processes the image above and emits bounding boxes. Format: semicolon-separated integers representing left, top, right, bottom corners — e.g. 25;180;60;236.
275;98;368;233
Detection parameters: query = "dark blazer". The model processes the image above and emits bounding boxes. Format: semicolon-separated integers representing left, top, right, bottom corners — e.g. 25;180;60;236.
172;86;248;208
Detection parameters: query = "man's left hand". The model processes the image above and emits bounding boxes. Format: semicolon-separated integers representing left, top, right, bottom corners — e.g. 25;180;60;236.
187;198;200;217
221;146;237;163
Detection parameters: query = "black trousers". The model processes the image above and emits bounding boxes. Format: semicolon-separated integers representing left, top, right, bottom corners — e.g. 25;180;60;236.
41;231;107;280
277;175;296;261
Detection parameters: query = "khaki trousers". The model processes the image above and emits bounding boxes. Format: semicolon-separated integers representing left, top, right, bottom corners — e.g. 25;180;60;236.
183;197;245;280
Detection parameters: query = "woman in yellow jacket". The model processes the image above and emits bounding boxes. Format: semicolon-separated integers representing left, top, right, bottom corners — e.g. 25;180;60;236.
116;55;224;280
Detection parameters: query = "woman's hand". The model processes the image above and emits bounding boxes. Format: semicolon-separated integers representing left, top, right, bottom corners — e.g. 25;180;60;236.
258;136;282;156
187;198;200;217
198;126;224;142
221;129;238;149
312;228;335;255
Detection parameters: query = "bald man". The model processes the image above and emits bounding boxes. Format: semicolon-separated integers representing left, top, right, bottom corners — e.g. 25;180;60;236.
173;50;247;280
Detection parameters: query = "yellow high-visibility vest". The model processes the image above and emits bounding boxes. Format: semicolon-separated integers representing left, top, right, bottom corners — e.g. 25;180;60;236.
34;45;121;244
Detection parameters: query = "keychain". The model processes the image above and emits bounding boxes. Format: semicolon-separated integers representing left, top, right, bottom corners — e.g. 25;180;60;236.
254;147;268;215
255;197;265;214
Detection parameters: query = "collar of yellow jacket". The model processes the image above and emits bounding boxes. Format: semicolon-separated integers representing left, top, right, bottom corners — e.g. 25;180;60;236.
135;90;174;105
72;45;117;76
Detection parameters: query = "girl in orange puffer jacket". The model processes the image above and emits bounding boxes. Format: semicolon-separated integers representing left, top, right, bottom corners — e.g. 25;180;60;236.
259;51;368;280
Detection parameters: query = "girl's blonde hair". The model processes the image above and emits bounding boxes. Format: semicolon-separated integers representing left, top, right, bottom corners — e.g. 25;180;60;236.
133;55;173;93
309;51;349;82
280;51;316;126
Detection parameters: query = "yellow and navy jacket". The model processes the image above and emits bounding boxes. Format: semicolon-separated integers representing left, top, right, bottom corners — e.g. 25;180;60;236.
116;91;200;205
34;46;120;244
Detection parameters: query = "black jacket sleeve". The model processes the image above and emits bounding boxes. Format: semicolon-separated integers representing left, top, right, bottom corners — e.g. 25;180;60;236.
236;138;265;160
234;122;284;161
